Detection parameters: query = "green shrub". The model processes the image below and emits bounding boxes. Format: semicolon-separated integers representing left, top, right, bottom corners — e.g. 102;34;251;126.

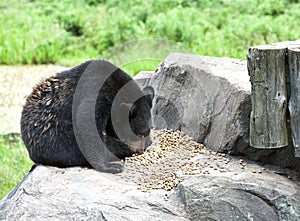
1;0;300;66
0;134;33;199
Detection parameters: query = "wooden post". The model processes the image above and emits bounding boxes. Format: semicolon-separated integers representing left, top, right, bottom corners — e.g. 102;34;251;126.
248;45;288;148
288;48;300;157
271;41;300;101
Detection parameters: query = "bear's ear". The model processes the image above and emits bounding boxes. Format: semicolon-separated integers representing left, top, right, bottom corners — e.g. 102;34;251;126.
120;103;137;117
143;86;155;106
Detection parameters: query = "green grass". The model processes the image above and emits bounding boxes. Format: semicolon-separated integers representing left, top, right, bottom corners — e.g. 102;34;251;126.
122;60;161;76
1;0;300;68
0;134;33;199
1;0;300;199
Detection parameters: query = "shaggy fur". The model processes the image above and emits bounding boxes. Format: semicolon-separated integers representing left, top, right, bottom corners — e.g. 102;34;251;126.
21;60;153;173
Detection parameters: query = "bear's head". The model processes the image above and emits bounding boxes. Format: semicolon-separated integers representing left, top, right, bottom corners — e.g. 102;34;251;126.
105;86;154;159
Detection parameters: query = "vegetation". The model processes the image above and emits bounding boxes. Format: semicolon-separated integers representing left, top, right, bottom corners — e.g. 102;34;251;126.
1;0;300;69
1;0;300;199
0;134;32;198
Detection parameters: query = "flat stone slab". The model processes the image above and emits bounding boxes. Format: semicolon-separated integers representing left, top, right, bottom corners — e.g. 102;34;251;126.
1;129;300;220
1;162;299;220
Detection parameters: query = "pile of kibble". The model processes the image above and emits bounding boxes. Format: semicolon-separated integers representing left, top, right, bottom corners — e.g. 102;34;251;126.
114;129;264;194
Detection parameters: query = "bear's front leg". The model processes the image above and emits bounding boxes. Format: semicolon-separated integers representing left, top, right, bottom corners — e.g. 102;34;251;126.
95;134;124;173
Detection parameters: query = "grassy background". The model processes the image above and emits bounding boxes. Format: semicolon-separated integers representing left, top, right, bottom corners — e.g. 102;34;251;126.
2;0;300;67
0;134;32;198
1;0;300;199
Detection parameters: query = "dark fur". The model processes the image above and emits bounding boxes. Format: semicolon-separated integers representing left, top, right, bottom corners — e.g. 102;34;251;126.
21;60;153;173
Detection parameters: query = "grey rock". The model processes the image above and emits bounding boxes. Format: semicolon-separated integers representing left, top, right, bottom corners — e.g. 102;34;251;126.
147;53;251;151
1;163;299;220
139;52;300;171
179;173;300;221
0;166;188;221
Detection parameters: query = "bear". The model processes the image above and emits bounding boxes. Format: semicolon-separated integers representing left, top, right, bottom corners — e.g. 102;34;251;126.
21;60;154;173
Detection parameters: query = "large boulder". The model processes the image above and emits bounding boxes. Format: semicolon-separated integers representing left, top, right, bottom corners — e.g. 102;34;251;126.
134;53;300;171
1;163;299;220
148;53;251;151
180;173;300;221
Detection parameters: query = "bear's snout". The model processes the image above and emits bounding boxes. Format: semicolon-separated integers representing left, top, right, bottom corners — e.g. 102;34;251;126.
128;135;152;154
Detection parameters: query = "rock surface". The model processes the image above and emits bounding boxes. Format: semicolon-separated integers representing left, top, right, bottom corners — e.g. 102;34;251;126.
148;52;251;152
135;53;300;171
1;129;300;221
1;161;299;221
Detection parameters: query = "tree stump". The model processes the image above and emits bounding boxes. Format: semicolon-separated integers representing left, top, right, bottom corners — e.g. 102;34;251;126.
248;45;288;148
288;48;300;157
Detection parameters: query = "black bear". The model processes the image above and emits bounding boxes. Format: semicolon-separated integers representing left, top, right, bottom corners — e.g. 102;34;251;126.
21;60;154;173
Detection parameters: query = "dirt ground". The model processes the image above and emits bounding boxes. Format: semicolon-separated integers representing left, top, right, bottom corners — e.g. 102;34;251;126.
0;65;68;134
